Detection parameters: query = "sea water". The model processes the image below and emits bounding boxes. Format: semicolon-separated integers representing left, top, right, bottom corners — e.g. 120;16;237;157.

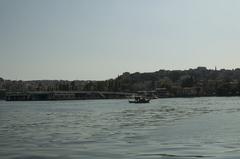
1;97;240;159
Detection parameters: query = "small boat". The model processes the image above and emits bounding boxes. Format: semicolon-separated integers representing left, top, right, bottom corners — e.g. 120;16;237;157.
128;96;150;104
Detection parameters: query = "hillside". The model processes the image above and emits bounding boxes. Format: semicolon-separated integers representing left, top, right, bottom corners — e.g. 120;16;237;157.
1;67;240;97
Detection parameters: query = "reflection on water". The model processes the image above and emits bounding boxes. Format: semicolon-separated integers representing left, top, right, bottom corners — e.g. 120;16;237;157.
1;97;240;159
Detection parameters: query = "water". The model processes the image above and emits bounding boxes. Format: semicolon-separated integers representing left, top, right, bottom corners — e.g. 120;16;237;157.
1;97;240;159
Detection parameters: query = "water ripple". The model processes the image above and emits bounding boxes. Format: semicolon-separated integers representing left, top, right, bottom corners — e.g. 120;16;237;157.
1;97;240;159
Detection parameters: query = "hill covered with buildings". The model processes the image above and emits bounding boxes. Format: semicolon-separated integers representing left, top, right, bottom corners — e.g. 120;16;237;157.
1;67;240;99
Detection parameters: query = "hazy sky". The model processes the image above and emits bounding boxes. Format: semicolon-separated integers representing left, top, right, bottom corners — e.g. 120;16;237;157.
1;0;240;80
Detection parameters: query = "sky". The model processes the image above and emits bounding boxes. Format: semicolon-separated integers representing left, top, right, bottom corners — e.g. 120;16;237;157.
1;0;240;80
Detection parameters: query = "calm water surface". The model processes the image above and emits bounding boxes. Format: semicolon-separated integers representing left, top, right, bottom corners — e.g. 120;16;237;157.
1;97;240;159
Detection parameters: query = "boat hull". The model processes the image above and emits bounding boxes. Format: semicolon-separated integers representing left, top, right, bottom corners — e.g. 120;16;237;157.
129;99;150;104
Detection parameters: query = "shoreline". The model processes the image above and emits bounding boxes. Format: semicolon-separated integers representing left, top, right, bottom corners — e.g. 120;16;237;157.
3;91;240;101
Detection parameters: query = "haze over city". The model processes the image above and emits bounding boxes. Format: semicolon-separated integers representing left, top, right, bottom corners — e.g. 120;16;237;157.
1;0;240;80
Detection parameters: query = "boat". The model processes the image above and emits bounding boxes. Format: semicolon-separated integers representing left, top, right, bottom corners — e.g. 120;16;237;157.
128;96;150;104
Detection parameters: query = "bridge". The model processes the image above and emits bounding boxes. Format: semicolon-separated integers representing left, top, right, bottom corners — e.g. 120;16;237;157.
5;91;135;101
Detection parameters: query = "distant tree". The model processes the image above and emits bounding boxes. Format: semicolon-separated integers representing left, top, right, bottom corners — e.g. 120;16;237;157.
96;81;106;91
181;76;194;88
216;82;231;96
169;71;181;82
70;81;76;90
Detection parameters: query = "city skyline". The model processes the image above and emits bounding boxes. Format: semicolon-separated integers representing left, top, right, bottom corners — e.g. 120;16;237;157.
1;0;240;80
